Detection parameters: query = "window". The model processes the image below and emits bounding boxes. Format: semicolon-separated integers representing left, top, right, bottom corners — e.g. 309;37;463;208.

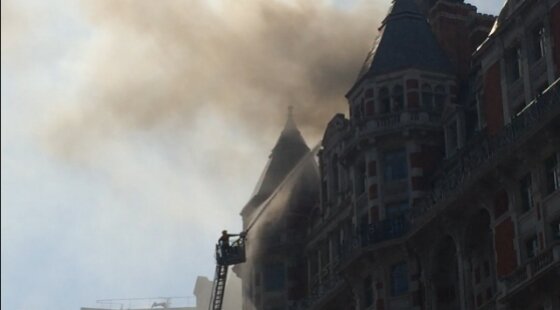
383;149;408;181
365;100;375;116
520;174;534;212
525;236;538;259
422;84;433;110
355;160;366;195
545;154;559;195
365;88;374;98
483;261;490;278
393;85;404;112
506;45;523;83
363;275;374;307
264;263;285;291
551;220;560;241
391;262;409;296
332;155;339;193
434;85;446;111
446;121;458;156
476;94;487;129
530;24;546;62
379;87;391;113
386;201;410;219
262;225;282;246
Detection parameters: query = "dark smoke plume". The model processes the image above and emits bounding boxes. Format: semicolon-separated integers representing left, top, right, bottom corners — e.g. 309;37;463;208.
47;0;384;157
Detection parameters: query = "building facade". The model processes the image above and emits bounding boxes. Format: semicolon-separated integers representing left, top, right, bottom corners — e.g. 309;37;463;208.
233;109;320;310
237;0;560;309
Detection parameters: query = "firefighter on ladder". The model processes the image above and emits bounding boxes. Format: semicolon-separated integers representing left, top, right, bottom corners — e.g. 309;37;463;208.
218;230;246;258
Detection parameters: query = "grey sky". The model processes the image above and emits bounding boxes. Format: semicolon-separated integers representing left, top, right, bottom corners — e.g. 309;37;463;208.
1;1;503;309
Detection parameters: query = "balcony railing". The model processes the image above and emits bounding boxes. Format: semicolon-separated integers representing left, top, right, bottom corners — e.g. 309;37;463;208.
362;215;410;246
290;275;345;310
501;243;560;299
359;111;442;134
411;79;560;222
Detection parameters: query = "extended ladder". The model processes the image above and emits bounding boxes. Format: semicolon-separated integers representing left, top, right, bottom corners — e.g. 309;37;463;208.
209;264;228;310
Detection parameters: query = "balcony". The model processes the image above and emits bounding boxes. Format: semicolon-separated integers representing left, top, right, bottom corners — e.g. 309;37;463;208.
499;243;560;301
362;215;410;246
290;275;345;310
411;78;560;222
358;111;441;135
333;216;411;270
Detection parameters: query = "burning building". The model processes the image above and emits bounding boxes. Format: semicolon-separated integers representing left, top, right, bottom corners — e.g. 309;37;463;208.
235;0;560;309
233;108;320;309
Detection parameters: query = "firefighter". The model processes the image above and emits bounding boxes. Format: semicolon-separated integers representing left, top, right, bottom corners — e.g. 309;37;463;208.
218;230;236;255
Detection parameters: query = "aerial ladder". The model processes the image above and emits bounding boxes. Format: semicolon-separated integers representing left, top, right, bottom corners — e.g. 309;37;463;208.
208;231;247;310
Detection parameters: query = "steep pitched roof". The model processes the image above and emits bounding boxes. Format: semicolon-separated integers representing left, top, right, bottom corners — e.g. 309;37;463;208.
243;107;310;212
356;0;452;80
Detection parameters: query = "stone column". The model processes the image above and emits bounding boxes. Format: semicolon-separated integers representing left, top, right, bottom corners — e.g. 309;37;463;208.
456;246;468;310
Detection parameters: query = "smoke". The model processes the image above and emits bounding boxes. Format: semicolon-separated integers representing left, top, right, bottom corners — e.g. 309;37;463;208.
46;0;384;159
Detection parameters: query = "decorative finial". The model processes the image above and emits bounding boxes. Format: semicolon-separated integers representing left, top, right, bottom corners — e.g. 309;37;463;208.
284;105;297;132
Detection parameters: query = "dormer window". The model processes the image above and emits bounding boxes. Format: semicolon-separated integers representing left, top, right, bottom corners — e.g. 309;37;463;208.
379;87;391;114
393;85;404;112
422;84;433;111
434;85;446;111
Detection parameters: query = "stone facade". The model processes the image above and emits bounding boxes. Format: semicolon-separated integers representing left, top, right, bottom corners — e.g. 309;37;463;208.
236;0;560;309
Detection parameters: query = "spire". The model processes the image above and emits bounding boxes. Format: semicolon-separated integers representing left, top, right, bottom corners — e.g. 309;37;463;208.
283;105;297;133
247;106;310;204
355;0;452;81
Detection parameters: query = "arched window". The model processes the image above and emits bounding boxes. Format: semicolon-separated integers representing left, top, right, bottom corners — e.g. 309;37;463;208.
393;85;404;112
434;85;446;111
379;87;391;114
422;84;433;111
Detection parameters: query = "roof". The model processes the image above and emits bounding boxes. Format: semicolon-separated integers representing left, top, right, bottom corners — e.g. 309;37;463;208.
355;0;452;81
242;107;310;214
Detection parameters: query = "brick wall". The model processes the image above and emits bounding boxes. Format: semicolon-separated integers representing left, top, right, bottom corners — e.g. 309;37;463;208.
483;62;504;135
429;2;479;79
494;217;518;277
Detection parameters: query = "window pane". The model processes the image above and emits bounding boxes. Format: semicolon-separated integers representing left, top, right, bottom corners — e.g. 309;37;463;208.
379;88;391;113
434;85;445;111
393;85;404;112
391;262;409;296
264;263;285;291
545;155;559;194
530;25;545;62
506;45;522;83
386;201;410;219
525;236;538;259
364;275;373;307
383;149;408;181
422;84;433;110
520;174;534;212
552;221;560;241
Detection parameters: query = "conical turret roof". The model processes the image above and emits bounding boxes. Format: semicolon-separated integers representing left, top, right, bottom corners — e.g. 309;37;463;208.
356;0;452;81
245;107;310;210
